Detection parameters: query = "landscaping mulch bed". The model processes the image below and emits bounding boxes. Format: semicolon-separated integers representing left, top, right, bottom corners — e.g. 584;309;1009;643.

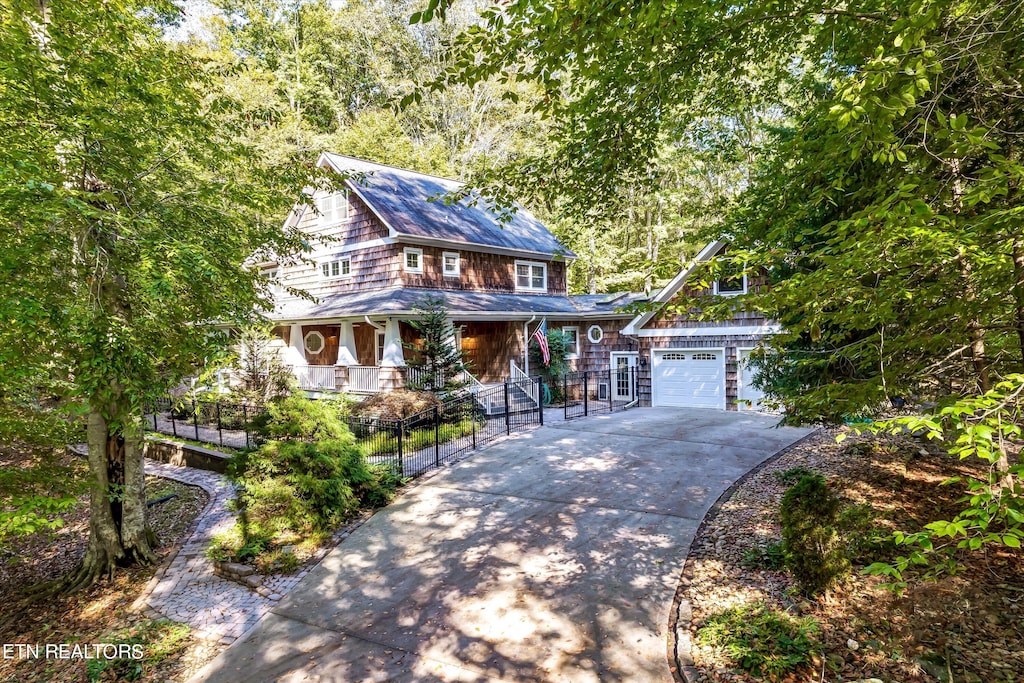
0;474;215;682
678;428;1024;683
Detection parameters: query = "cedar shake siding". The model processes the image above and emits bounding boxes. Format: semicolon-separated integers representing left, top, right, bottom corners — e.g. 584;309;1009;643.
354;322;378;367
401;247;568;296
300;324;340;365
547;320;634;375
459;321;523;383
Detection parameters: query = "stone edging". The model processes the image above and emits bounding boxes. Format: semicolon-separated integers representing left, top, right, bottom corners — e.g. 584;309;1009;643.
667;429;822;683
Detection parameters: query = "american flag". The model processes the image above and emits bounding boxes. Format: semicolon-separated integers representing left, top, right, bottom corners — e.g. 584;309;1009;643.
532;318;550;366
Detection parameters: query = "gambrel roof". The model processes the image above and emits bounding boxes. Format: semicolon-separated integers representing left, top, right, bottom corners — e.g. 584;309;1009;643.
319;153;574;260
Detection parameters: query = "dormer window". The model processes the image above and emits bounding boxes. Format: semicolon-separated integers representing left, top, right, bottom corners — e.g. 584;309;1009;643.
712;262;747;296
442;252;460;277
259;265;282;294
404;247;423;274
317;191;350;225
321;257;351;279
515;260;546;292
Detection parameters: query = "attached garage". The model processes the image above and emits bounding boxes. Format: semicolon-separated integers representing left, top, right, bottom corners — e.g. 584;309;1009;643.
651;349;725;408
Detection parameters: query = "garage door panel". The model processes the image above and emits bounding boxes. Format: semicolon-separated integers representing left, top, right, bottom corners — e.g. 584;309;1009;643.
652;350;724;409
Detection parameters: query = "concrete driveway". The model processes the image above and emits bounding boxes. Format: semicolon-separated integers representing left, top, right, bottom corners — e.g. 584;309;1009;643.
191;408;813;683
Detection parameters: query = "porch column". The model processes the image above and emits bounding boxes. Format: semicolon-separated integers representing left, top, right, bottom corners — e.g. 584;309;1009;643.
380;318;405;367
284;323;306;366
335;321;358;366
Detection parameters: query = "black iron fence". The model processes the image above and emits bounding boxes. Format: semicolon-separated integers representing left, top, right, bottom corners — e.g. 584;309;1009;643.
560;366;639;420
350;378;544;477
146;397;261;449
144;377;546;477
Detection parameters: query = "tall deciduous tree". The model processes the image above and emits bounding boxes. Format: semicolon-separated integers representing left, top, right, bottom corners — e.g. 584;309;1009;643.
0;0;317;590
430;0;1024;416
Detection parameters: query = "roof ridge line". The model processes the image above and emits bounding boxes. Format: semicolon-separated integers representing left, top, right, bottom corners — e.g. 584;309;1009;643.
323;152;464;186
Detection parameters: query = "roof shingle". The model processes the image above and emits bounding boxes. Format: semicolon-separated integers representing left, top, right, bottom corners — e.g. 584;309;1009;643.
321;153;574;258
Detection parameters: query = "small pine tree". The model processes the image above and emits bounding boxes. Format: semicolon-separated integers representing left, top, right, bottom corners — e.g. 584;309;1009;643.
406;295;470;393
779;474;851;595
229;326;296;403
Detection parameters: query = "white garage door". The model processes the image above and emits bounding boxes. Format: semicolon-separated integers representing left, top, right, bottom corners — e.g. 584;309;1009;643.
652;349;724;408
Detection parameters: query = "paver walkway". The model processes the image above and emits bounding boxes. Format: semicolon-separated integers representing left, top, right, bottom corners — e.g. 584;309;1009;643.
134;459;323;644
190;408;814;682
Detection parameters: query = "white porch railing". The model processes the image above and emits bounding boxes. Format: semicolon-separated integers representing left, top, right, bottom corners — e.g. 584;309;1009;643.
348;365;380;394
405;366;485;392
405;366;444;389
293;365;337;391
508;359;538;404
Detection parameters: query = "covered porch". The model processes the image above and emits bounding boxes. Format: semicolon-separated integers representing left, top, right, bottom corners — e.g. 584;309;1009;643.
276;319;528;394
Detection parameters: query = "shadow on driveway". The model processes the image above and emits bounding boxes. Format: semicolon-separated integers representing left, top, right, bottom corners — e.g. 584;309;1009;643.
190;408;814;682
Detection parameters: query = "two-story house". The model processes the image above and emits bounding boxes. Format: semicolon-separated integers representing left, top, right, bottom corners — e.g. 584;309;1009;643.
263;153;645;397
263;153;778;410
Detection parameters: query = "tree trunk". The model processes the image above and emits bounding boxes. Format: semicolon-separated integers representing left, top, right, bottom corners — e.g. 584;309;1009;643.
64;407;156;592
1013;235;1024;369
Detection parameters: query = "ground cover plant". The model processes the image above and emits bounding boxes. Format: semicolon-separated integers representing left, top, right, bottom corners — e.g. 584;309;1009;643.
696;602;822;682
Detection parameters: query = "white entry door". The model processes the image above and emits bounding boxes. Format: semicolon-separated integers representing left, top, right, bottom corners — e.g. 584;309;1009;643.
610;352;638;401
652;349;725;408
737;348;765;411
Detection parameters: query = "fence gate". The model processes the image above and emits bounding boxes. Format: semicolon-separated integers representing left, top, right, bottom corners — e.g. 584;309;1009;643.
561;367;639;420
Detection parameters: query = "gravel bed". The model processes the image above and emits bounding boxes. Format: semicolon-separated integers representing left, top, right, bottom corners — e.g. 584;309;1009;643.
675;428;1024;682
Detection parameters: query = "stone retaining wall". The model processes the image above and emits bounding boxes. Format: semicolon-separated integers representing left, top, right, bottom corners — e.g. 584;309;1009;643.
144;437;231;473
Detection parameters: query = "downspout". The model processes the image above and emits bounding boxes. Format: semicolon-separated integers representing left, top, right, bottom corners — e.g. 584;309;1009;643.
363;315;384;331
523;315;536;376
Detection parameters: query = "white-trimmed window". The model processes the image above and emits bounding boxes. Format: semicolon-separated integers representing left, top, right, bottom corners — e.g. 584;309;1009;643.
712;261;747;296
587;325;604;344
375;330;385;365
320;257;352;279
404;247;423;274
304;331;325;354
514;260;547;292
562;326;580;358
317;191;350;225
259;266;282;296
442;251;460;277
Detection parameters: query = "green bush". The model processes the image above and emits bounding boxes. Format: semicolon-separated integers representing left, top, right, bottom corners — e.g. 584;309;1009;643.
742;540;786;570
217;396;401;568
249;395;349;442
779;474;850;595
775;466;819;486
697;602;822;681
